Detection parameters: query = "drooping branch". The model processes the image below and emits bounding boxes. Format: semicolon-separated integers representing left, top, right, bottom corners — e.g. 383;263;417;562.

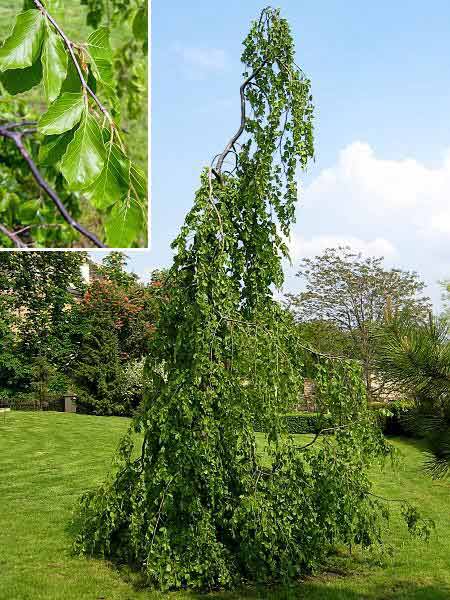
0;224;27;248
33;0;113;125
0;123;106;248
214;61;267;177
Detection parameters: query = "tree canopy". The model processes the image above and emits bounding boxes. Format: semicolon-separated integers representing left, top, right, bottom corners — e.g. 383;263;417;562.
0;251;158;414
287;246;431;397
72;9;427;592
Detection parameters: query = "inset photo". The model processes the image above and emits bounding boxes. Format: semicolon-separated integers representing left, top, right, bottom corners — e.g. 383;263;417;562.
0;0;148;248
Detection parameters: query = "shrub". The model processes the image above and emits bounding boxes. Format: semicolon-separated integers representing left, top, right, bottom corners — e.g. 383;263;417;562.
370;400;417;436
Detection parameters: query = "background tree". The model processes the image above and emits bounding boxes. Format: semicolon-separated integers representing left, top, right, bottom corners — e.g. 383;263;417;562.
440;280;450;319
70;253;159;414
0;251;159;413
30;355;56;408
0;252;87;397
287;246;431;399
72;286;126;415
96;250;139;288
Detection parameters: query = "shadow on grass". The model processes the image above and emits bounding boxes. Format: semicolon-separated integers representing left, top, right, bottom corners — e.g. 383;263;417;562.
186;580;450;600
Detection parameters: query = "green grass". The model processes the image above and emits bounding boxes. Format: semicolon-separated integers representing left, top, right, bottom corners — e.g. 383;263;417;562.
1;412;450;599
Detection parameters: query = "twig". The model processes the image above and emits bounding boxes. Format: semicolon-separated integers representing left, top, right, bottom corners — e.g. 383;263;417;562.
150;478;173;549
295;430;322;450
294;424;351;451
0;121;37;129
208;167;224;250
0;224;27;248
33;0;113;125
0;125;106;248
214;61;267;176
296;340;363;363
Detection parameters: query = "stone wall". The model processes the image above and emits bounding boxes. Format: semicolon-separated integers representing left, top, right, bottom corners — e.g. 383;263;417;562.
292;374;404;412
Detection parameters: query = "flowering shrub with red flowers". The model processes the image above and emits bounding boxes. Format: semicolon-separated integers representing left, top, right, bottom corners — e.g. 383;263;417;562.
71;269;167;415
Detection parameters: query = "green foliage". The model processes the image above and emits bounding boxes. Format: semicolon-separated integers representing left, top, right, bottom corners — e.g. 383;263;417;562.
296;320;353;362
42;24;67;102
0;252;87;394
0;99;84;248
376;313;450;478
0;252;158;414
72;9;427;592
440;279;450;317
0;0;147;247
80;0;147;119
72;303;125;415
287;247;431;399
0;252;83;403
38;93;85;135
31;356;54;406
0;10;45;71
96;250;138;286
371;399;416;436
68;254;160;415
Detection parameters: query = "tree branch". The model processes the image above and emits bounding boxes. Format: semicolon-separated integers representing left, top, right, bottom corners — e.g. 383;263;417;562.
214;61;267;176
295;424;352;451
33;0;113;125
0;224;27;248
0;124;106;248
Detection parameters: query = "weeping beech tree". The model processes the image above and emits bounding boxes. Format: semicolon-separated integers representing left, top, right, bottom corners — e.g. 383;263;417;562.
74;8;427;590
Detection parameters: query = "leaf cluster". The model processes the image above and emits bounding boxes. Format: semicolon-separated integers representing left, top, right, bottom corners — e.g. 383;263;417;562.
0;100;83;247
0;1;147;246
80;0;147;118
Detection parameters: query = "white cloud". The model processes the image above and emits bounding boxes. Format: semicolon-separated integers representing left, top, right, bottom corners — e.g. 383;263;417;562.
173;44;228;79
289;234;398;262
286;141;450;307
303;141;450;236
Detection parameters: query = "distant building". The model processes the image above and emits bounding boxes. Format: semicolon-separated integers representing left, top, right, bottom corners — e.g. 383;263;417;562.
70;259;103;298
81;259;103;284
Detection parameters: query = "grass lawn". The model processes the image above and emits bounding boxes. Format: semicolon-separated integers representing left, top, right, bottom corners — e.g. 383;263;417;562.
1;411;450;600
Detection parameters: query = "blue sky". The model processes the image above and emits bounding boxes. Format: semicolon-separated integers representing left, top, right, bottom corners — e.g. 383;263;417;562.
127;1;450;306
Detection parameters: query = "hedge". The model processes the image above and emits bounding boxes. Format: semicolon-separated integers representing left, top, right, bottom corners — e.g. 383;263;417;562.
254;412;333;434
2;393;64;412
254;400;417;437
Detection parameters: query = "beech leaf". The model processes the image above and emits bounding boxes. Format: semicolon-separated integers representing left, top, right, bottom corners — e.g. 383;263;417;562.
105;198;144;247
60;112;106;189
82;142;129;209
0;10;45;72
38;92;85;135
0;59;42;94
42;25;67;102
87;27;114;87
